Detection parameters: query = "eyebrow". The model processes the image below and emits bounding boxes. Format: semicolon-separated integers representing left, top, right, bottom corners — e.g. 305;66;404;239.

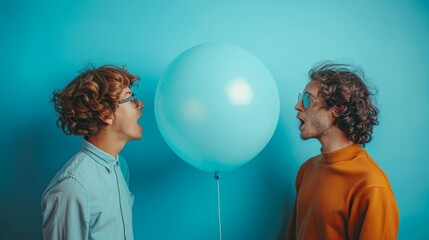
304;91;316;97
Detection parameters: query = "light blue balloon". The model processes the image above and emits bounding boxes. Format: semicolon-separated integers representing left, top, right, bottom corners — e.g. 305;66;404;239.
155;43;280;172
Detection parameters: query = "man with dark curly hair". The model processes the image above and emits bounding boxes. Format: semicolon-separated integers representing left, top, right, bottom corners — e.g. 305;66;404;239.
286;62;399;239
41;65;144;240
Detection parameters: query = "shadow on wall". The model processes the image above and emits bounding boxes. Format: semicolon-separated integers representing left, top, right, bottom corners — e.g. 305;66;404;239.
226;116;297;239
261;119;297;240
0;117;79;240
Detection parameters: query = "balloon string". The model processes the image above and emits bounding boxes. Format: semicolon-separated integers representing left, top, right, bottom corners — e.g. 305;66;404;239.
214;172;222;240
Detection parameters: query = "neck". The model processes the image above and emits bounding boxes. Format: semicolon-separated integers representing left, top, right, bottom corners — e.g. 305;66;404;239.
318;127;354;152
87;129;126;158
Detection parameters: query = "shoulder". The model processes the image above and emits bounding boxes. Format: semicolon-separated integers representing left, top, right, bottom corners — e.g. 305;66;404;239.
42;152;93;198
355;150;392;188
41;177;91;229
58;151;91;178
42;176;88;204
298;155;321;173
342;150;396;202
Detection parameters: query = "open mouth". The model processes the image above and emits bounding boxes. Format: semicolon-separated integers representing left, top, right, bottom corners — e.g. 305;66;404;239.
297;116;305;129
137;113;143;129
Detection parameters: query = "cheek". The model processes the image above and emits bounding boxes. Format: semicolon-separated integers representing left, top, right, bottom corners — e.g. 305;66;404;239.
306;110;319;122
316;111;333;126
307;109;331;126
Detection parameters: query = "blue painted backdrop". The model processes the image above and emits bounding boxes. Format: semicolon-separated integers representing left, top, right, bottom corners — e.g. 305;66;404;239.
1;0;428;239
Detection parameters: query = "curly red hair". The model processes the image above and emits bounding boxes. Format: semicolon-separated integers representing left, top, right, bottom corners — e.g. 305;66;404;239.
51;65;139;136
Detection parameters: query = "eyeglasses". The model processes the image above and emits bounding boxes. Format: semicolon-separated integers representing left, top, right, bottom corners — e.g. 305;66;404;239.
119;93;140;108
298;92;319;109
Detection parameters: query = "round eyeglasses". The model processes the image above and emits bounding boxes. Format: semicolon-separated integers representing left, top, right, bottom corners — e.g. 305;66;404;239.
298;92;319;109
119;93;140;108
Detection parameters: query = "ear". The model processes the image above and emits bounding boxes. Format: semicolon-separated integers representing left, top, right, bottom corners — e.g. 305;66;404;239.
331;105;345;118
99;113;114;125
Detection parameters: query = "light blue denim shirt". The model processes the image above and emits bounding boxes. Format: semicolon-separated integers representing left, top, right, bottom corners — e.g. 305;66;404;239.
41;139;134;240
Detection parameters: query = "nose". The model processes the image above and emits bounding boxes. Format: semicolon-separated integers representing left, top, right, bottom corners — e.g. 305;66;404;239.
294;99;304;112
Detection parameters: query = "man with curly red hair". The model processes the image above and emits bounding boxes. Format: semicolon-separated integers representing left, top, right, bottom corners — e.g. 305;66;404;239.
286;62;399;239
41;65;144;240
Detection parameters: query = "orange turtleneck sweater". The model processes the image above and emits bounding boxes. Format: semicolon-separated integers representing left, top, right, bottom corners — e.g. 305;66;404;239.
286;144;399;240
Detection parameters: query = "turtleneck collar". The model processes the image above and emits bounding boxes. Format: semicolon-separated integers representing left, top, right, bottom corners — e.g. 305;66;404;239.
321;144;364;164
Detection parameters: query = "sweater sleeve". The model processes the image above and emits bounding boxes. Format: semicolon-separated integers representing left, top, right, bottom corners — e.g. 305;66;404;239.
285;163;307;240
285;200;297;240
41;178;90;240
348;186;399;240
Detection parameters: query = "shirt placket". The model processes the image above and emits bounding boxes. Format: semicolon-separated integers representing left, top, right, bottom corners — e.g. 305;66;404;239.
114;162;132;240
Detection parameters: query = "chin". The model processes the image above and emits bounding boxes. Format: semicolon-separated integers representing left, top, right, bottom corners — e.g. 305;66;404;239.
300;133;312;140
129;133;142;141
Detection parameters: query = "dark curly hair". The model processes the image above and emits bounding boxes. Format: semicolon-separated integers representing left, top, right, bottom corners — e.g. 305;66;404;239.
51;65;139;137
309;62;379;146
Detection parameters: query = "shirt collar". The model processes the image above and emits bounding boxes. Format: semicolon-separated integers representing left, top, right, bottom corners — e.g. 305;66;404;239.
321;143;364;164
82;138;118;169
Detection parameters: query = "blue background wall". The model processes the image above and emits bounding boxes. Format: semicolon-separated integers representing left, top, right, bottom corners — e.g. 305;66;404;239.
1;0;428;239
